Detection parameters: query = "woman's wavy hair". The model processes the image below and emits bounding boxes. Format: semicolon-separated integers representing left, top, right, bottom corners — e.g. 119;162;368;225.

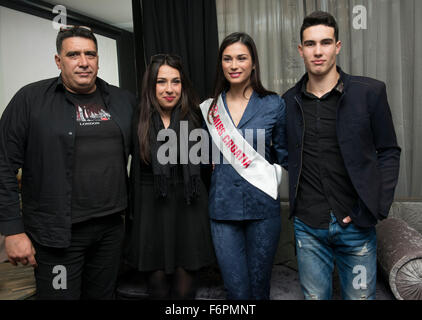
207;32;276;123
137;54;200;163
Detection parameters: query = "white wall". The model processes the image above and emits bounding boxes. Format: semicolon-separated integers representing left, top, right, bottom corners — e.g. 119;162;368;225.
0;6;119;116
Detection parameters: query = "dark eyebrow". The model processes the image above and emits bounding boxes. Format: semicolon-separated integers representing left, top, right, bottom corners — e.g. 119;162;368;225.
66;51;80;56
321;38;334;43
65;50;97;56
303;40;315;45
157;77;181;81
223;54;248;58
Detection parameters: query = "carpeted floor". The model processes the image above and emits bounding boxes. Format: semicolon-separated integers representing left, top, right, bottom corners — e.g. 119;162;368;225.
195;264;396;300
117;264;396;300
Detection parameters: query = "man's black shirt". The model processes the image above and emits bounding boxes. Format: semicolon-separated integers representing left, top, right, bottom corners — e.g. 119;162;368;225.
294;77;359;229
66;90;127;224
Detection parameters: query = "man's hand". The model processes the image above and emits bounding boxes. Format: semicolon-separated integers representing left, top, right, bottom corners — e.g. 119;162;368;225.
343;216;352;224
5;233;37;267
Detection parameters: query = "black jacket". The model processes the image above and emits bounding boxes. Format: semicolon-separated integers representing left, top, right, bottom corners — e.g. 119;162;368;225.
0;76;136;247
282;67;401;227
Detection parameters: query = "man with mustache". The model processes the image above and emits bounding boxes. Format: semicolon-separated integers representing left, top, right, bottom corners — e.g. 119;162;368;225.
0;26;135;299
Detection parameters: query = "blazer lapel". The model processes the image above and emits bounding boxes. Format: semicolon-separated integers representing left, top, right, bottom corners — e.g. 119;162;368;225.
237;91;262;128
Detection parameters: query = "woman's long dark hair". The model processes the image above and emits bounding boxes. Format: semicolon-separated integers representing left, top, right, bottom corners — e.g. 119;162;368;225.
208;32;276;123
137;54;200;163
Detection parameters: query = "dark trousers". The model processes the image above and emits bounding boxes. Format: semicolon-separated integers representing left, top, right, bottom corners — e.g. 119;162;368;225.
32;213;124;300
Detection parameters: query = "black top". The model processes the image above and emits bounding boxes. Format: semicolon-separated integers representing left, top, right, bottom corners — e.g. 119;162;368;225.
294;77;358;229
0;76;135;247
66;90;127;223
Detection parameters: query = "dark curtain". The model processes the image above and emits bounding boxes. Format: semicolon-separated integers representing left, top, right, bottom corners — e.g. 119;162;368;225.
139;0;219;100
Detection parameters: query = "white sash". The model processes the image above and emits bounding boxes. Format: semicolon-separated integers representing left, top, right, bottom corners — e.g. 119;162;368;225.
200;95;282;200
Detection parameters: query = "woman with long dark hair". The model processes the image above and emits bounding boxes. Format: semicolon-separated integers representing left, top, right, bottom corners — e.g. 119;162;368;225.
201;32;288;299
124;54;214;299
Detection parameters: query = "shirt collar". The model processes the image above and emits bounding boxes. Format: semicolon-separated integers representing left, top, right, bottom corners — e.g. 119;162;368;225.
55;75;64;90
301;73;344;99
54;74;107;94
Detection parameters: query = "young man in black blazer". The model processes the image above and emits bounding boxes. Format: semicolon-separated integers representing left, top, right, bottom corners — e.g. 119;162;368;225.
283;11;401;300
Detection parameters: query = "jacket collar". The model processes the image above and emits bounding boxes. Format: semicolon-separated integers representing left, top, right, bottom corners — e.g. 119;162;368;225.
55;74;111;107
294;66;350;98
222;90;260;128
55;74;110;95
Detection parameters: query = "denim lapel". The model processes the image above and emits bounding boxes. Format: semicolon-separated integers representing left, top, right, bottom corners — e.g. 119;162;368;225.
237;91;260;128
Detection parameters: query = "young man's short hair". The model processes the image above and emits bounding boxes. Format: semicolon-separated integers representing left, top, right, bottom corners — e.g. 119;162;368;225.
300;11;339;43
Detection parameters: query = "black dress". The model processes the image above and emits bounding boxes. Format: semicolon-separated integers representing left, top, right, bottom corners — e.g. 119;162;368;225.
124;130;215;274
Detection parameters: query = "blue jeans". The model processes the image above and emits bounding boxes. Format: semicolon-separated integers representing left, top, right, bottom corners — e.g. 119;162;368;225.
294;214;377;300
210;216;281;300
